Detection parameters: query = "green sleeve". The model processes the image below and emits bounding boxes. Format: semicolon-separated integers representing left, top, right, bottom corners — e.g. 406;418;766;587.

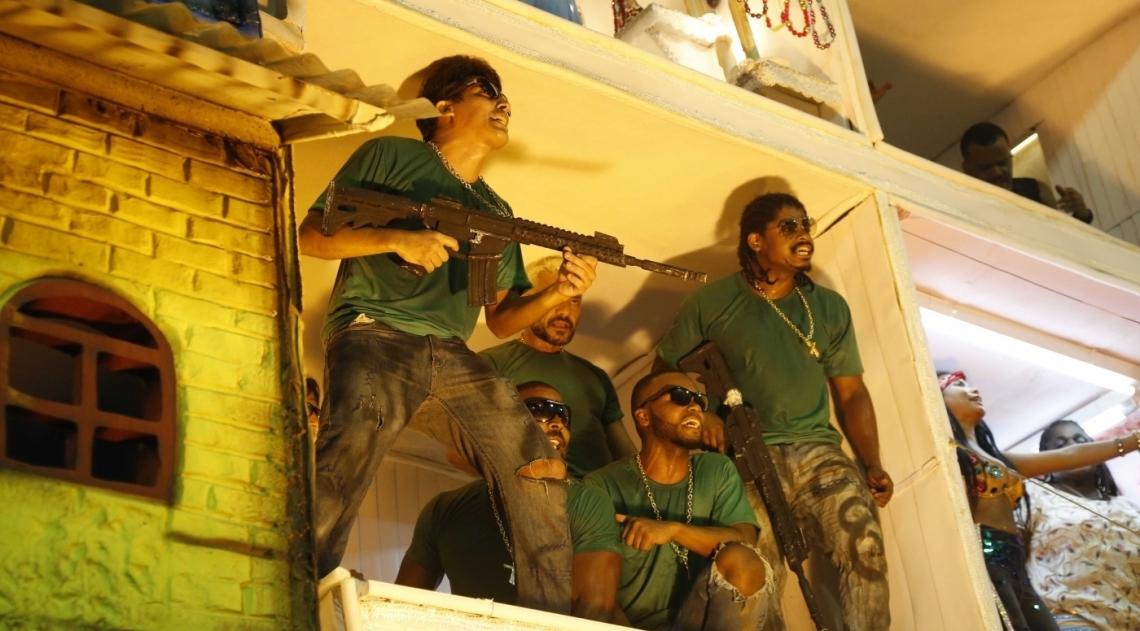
405;494;445;573
709;456;760;529
497;242;532;294
822;295;863;378
656;293;704;369
309;140;392;212
595;365;624;425
568;483;622;555
477;344;504;373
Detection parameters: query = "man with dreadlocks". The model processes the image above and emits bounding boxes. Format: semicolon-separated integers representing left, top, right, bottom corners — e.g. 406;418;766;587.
654;193;893;631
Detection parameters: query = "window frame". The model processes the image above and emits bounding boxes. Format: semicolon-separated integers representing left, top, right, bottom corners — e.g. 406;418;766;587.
0;278;176;501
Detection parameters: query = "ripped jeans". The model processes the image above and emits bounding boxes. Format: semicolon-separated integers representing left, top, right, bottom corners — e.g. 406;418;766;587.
666;543;772;631
313;321;573;613
748;442;889;631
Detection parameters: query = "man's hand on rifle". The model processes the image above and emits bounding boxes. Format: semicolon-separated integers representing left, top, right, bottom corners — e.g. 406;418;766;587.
701;413;726;454
554;248;599;298
615;514;681;552
866;466;893;507
392;230;460;273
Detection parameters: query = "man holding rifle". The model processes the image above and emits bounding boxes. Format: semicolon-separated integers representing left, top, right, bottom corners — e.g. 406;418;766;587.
298;55;597;613
655;193;893;630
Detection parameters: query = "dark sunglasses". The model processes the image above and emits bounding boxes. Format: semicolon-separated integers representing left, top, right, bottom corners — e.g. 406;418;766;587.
463;76;505;102
637;386;709;412
524;398;572;428
774;217;817;237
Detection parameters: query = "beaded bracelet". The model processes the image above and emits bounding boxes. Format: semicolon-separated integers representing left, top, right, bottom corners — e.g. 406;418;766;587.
1117;437;1126;456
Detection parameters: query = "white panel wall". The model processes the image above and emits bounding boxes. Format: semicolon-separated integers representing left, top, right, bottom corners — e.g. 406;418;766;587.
340;457;472;589
933;10;1140;245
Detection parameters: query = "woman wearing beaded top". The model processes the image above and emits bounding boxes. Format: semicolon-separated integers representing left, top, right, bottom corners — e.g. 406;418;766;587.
938;372;1140;631
1025;420;1139;631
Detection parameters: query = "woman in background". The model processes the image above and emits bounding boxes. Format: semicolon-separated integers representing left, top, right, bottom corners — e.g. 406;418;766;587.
939;371;1140;631
1027;420;1139;631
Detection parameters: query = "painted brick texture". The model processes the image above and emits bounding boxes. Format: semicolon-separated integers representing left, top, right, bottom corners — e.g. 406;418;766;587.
0;72;301;630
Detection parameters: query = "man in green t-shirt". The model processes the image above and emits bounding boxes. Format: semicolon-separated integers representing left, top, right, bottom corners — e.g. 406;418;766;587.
655;193;893;630
298;56;598;614
479;255;637;477
585;371;771;631
396;382;623;622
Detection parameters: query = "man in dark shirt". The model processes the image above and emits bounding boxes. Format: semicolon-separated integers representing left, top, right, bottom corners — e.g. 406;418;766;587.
396;382;622;622
960;122;1094;223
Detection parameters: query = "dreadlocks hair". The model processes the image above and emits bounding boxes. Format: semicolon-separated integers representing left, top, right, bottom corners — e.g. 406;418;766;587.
737;193;814;290
1038;420;1119;497
415;56;503;142
938;372;1033;535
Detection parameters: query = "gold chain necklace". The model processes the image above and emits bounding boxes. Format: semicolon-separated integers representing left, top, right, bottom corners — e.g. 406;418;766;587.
427;141;512;218
486;484;516;586
751;277;821;360
635;454;693;575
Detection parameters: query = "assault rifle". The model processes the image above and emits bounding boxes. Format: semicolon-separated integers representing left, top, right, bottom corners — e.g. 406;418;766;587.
678;341;829;631
322;183;708;306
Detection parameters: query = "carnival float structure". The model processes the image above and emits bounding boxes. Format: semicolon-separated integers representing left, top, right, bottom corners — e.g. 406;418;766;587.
0;0;1138;628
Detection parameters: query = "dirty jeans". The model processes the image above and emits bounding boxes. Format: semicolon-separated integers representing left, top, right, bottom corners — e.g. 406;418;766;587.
748;442;889;631
313;321;573;613
666;543;772;631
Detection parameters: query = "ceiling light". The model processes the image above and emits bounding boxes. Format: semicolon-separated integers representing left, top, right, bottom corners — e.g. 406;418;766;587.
1081;404;1129;437
920;308;1137;395
1011;132;1038;156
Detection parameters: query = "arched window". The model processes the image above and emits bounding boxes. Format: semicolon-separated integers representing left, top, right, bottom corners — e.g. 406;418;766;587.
0;279;176;501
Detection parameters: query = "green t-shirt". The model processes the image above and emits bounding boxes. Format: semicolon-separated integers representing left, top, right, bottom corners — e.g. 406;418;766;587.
478;340;624;477
656;273;863;445
311;137;532;341
583;453;758;629
406;479;621;604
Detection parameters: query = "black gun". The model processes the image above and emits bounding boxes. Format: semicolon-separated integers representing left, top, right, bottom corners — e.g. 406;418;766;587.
322;183;707;306
678;341;829;631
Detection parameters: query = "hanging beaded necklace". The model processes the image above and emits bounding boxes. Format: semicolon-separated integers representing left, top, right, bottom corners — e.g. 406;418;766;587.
427;140;512;218
635;453;693;575
743;0;837;50
750;276;821;360
486;484;517;586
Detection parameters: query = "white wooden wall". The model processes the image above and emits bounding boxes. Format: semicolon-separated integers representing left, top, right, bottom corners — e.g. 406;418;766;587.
340;457;472;590
934;10;1140;245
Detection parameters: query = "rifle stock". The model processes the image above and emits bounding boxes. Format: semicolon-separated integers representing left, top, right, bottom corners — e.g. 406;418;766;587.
678;341;830;631
321;183;707;306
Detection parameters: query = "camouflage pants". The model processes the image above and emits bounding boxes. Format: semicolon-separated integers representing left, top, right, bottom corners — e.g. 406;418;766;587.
747;442;889;631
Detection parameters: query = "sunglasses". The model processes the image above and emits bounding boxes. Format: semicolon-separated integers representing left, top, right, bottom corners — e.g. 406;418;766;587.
463;76;506;102
774;217;817;237
637;386;709;412
524;398;572;428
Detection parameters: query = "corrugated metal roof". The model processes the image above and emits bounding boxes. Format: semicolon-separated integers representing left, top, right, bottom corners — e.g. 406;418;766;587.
78;0;438;121
0;0;437;142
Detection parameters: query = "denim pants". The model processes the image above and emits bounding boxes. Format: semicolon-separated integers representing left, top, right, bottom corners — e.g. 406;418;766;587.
313;321;573;613
980;527;1059;631
747;442;889;631
667;543;771;631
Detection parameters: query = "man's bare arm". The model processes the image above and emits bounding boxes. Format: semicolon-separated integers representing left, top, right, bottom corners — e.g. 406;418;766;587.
571;550;622;622
483;250;598;338
617;515;755;557
831;374;893;506
297;211;457;272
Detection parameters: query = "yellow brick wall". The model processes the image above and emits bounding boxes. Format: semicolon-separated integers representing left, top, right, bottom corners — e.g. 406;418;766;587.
0;68;312;629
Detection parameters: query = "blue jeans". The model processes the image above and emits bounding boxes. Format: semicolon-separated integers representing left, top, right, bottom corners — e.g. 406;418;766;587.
313;321;573;613
667;543;771;631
